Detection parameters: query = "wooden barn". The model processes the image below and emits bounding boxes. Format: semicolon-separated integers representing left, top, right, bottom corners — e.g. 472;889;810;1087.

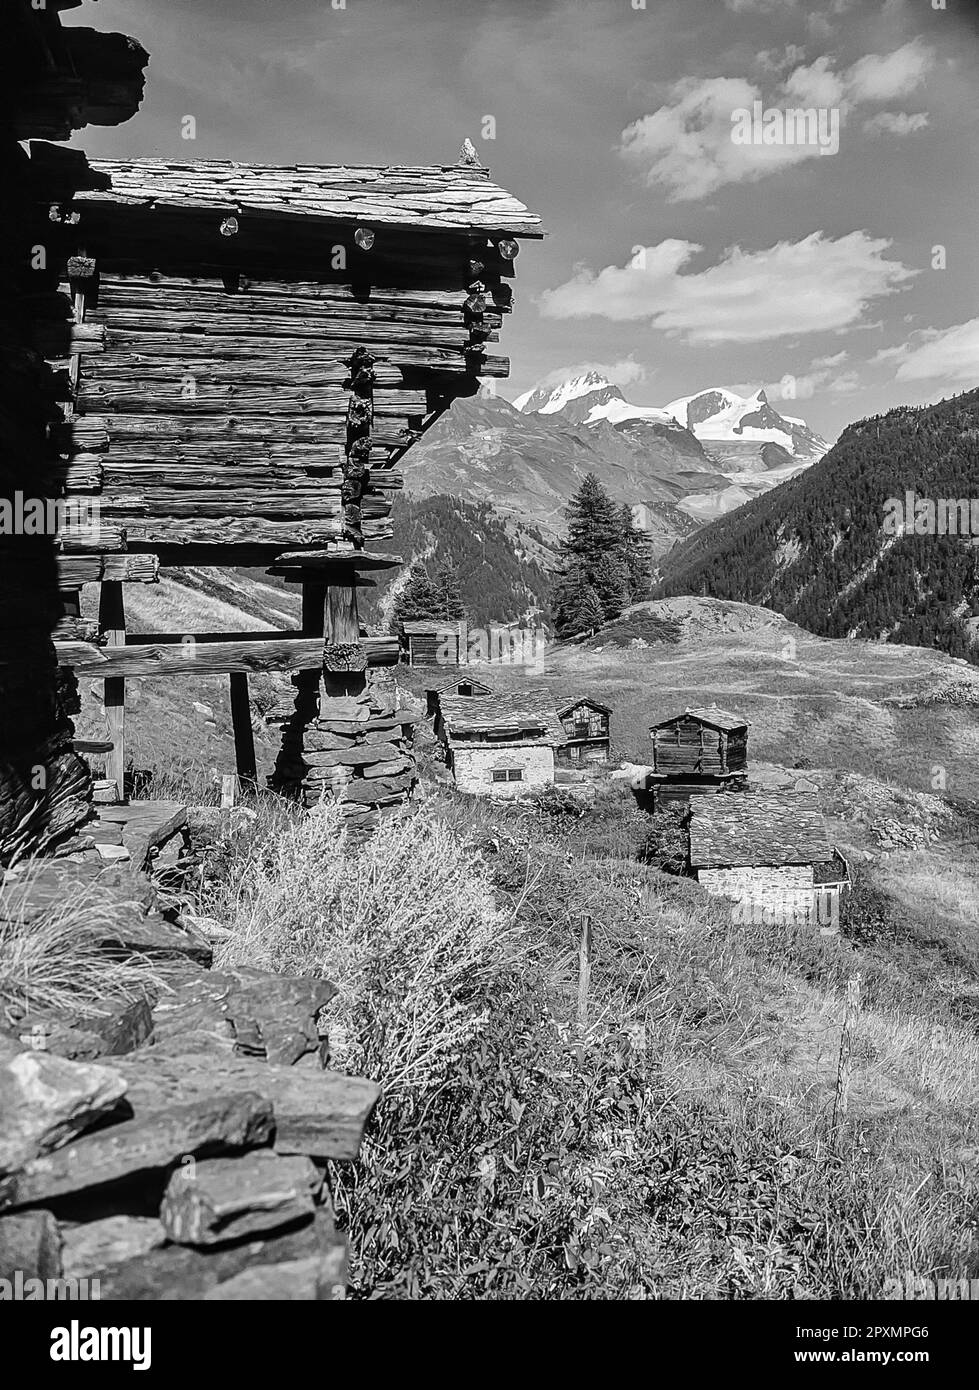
688;792;850;929
401;618;468;667
425;675;494;718
557;697;611;764
37;151;541;826
647;705;749;809
435;693;563;797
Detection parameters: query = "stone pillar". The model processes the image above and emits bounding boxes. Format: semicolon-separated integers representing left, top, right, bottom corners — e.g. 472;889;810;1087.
268;552;417;834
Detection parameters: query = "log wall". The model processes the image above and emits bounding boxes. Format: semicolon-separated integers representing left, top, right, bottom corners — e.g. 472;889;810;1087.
48;206;517;559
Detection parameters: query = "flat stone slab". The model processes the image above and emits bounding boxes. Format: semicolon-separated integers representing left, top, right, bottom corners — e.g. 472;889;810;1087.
111;1052;380;1162
151;965;336;1066
0;1210;62;1281
94;801;187;870
160;1151;321;1247
93;1210;342;1300
61;1215;166;1280
14;996;154;1062
1;1093;274;1208
0;1041;128;1178
203;1249;345;1300
0;861;210;966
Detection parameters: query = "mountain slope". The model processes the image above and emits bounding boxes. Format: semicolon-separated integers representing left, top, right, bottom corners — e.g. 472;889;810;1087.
659;388;979;663
358;494;553;631
400;392;705;559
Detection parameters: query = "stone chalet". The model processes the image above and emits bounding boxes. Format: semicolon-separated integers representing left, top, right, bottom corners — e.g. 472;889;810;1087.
688;791;850;928
434;692;563;797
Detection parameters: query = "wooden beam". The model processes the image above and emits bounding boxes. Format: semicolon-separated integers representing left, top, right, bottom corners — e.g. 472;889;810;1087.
55;633;399;678
57;552;159;586
98;579;126;803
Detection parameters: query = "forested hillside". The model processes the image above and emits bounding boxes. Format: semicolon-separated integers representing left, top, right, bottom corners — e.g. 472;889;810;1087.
660;389;979;662
358;494;553;630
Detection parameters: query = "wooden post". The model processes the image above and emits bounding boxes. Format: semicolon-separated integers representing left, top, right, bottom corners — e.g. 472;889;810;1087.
577;915;593;1063
832;973;861;1130
322;563;366;701
98;579;126;803
229;671;257;790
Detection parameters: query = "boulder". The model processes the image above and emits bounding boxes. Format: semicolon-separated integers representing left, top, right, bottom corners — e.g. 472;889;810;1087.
160;1151;321;1247
0;1042;127;1177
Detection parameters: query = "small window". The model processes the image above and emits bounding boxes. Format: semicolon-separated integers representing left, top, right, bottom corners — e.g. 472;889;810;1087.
507;769;523;782
491;770;508;783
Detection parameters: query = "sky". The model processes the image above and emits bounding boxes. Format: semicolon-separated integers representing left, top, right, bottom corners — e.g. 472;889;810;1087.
69;0;979;442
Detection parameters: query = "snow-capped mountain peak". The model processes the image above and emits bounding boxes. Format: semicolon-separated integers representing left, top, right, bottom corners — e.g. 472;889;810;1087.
510;371;831;471
512;369;621;416
662;386;829;459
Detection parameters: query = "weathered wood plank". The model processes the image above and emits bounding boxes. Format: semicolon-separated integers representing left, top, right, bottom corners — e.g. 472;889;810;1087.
56;634;399;677
57;553;160;586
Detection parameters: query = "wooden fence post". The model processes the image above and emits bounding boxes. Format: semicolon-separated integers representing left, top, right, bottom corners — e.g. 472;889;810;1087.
832;973;861;1130
577;915;593;1062
229;671;257;790
98;579;126;803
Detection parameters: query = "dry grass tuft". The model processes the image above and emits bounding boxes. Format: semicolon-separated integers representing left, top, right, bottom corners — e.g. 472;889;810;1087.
0;860;165;1029
213;802;515;1102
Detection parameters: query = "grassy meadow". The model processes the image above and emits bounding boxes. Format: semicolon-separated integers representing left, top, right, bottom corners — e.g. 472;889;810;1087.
55;594;979;1297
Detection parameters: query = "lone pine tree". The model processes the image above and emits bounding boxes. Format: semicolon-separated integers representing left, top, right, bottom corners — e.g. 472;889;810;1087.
392;558;466;626
552;476;650;637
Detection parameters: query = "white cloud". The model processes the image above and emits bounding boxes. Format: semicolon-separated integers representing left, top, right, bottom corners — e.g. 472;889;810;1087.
846;38;933;101
619;41;935;201
757;45;807;74
812;349;850;368
783;56;846;107
619;75;836;202
862;110;928;136
744;362;860;401
876;319;979;383
538;231;915;345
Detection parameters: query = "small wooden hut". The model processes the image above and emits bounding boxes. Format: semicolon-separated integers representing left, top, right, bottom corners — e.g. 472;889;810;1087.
435;693;563;797
688;791;850;928
557;697;611;764
401;619;468;667
40;152;541;826
647;705;749;809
